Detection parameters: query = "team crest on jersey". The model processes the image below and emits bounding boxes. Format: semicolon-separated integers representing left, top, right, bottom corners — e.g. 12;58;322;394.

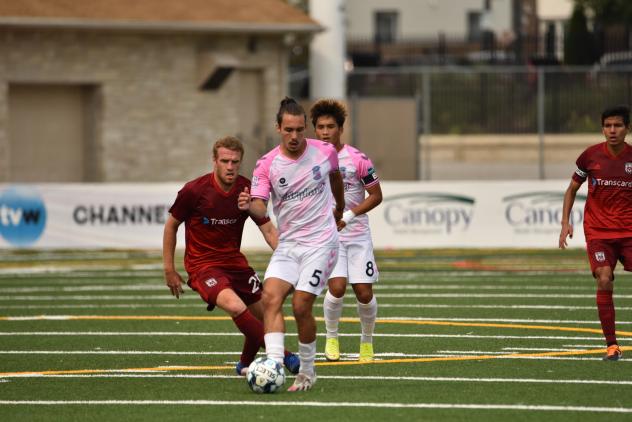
625;162;632;174
312;166;322;180
252;176;259;187
204;278;218;288
595;251;606;262
279;177;288;188
339;166;347;179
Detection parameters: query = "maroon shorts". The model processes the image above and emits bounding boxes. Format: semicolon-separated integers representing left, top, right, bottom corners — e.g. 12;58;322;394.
187;266;262;312
586;237;632;276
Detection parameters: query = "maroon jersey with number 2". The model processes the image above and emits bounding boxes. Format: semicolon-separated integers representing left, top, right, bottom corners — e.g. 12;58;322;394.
169;173;270;276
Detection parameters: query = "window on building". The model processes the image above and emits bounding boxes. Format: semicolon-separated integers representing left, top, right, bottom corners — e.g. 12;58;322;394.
468;11;482;42
374;11;398;43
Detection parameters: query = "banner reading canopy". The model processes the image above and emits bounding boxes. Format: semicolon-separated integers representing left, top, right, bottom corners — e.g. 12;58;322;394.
0;181;588;249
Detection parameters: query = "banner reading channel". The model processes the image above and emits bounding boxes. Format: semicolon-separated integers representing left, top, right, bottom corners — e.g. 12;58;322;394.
0;181;588;249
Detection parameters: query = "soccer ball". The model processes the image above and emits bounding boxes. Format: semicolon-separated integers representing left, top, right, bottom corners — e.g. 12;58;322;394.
246;357;285;393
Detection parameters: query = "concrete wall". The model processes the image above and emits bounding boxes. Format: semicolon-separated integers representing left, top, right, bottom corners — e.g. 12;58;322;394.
421;134;598;180
0;29;287;182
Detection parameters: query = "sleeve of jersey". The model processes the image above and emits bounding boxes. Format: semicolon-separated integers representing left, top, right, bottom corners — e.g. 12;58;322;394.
357;154;380;188
168;184;196;223
250;157;271;201
327;145;340;172
572;150;589;184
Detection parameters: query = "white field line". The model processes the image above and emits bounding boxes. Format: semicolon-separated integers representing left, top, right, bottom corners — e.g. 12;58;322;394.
0;265;163;275
3;350;583;359
0;400;630;413
0;270;588;278
0;285;164;293
0;350;243;355
0;284;607;293
3;303;632;311
5;373;632;386
3;293;632;301
562;344;608;348
0;331;623;341
0;350;620;363
5;315;628;325
0;304;189;309
376;293;632;298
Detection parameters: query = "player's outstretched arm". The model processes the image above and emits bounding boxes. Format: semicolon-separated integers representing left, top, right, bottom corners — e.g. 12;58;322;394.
163;214;185;298
559;180;581;249
258;221;279;250
329;170;345;221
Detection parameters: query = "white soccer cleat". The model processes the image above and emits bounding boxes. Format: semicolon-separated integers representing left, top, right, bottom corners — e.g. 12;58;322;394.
287;373;316;392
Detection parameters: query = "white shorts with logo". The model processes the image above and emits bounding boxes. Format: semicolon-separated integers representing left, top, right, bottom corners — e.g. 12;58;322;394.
264;242;339;295
330;239;379;284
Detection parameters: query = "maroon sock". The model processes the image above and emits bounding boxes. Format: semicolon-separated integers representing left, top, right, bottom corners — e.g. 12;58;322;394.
596;290;617;345
232;310;265;365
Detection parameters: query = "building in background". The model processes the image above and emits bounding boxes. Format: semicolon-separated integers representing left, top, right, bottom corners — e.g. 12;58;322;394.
345;0;539;66
536;0;572;63
0;0;318;182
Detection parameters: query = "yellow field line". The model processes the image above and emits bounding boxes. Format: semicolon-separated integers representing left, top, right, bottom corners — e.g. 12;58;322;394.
3;315;632;337
2;346;631;377
1;315;631;378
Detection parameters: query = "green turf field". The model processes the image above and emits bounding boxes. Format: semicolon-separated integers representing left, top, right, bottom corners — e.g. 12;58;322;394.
0;248;631;421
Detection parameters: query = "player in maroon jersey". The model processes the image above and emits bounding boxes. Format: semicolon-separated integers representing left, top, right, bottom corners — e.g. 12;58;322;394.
559;105;632;361
162;136;300;375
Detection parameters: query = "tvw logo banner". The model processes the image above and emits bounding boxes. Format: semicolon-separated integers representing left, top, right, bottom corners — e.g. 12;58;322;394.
0;187;47;246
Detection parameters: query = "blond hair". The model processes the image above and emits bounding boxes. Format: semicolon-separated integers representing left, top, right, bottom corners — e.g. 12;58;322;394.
213;136;244;159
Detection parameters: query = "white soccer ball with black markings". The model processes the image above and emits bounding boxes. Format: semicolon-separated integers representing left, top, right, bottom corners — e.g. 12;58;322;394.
246;357;285;393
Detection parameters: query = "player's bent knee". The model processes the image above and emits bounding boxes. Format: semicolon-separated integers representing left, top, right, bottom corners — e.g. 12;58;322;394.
353;285;374;304
292;301;314;320
262;290;284;312
328;278;347;297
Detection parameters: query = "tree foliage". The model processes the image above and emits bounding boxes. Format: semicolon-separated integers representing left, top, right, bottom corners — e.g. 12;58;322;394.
574;0;632;25
565;5;597;64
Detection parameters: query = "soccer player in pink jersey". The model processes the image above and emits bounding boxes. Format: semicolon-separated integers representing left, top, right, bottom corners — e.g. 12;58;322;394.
238;97;345;391
163;136;300;376
559;105;632;361
310;99;382;362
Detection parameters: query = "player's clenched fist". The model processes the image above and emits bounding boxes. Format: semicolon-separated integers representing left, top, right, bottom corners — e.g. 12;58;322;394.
238;187;251;210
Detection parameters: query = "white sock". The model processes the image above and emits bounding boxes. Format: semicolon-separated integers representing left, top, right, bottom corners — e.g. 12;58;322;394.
357;296;377;344
264;332;285;365
298;340;317;378
324;290;344;339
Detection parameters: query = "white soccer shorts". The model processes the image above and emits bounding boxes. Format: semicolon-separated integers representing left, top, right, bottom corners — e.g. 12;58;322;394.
264;242;339;295
330;239;379;284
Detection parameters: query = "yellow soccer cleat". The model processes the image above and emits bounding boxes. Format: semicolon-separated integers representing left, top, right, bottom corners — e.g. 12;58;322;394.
325;337;340;361
359;342;374;362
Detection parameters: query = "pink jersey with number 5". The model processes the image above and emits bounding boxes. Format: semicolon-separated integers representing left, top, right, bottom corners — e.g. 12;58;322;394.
251;139;340;246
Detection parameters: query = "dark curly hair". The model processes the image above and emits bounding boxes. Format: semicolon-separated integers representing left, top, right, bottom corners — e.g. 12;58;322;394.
309;99;347;128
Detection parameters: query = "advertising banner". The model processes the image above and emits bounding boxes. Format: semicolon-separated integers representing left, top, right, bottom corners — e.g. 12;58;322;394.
0;181;587;249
